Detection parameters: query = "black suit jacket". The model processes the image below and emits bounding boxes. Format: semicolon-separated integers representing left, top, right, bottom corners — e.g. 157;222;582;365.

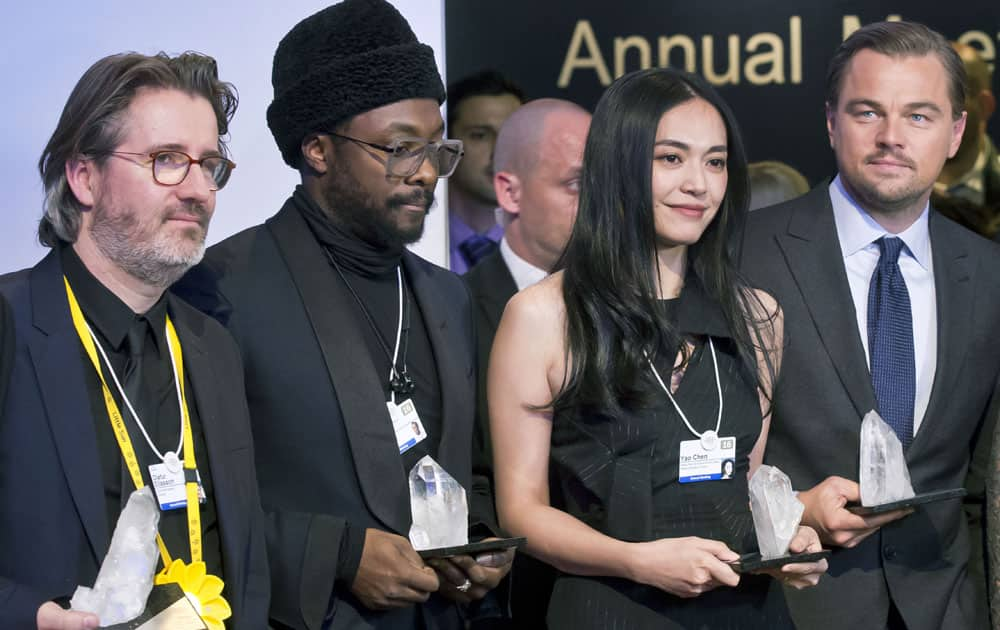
0;250;270;629
175;198;488;630
464;248;518;501
464;250;557;629
741;184;1000;630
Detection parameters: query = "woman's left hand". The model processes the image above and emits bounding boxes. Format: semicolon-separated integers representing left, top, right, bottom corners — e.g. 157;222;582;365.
755;525;828;589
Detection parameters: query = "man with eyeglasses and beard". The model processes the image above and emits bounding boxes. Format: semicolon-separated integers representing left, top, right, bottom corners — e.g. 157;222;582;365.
0;51;269;629
174;2;514;629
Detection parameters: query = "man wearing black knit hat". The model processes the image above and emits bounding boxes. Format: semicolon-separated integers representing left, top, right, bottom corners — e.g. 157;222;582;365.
174;1;513;628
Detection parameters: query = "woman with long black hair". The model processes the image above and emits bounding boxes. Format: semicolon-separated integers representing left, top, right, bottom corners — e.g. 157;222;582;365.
489;67;827;628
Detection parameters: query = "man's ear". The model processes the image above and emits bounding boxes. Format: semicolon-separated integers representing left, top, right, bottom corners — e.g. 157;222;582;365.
825;102;837;150
64;157;97;209
494;171;522;216
301;133;331;175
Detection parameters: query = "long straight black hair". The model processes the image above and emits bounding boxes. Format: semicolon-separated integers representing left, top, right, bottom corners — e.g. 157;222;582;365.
551;66;776;420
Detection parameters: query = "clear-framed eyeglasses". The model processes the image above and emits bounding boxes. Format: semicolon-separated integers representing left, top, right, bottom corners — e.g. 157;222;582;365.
105;150;236;191
326;132;464;178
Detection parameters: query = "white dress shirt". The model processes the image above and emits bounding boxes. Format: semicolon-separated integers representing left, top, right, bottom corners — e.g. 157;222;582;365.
829;175;937;433
499;237;548;291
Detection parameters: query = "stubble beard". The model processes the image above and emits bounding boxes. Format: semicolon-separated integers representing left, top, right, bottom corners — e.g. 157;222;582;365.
323;168;434;251
89;202;209;289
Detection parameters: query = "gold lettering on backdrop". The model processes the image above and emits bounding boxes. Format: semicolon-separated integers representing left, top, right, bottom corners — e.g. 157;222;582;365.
744;32;784;84
790;16;802;83
842;14;902;40
958;31;997;70
659;35;697;73
554;15;998;89
703;34;740;85
558;20;612;87
615;35;652;78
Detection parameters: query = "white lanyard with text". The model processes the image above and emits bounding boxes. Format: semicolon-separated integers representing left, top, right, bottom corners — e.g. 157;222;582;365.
647;338;737;482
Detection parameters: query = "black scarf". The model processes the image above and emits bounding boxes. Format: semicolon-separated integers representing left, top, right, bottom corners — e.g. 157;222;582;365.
292;185;403;277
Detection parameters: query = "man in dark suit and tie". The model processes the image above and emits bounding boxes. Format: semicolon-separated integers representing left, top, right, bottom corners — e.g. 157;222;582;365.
742;21;1000;630
0;52;269;629
464;98;590;628
174;2;513;628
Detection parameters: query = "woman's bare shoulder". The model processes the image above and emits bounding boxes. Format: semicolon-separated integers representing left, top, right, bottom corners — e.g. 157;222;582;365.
504;271;566;329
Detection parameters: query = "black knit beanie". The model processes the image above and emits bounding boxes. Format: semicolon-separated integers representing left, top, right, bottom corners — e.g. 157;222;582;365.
267;0;446;168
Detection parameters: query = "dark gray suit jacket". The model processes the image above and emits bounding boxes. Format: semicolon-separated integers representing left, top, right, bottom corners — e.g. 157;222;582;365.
176;198;489;630
741;184;1000;630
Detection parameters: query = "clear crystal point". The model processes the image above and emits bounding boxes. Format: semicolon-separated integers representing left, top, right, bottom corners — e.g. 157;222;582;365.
71;487;160;624
408;456;468;550
859;410;915;506
749;465;804;559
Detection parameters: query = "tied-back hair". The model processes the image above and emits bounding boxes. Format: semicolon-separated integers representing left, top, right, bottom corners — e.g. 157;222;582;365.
37;51;238;247
550;67;777;420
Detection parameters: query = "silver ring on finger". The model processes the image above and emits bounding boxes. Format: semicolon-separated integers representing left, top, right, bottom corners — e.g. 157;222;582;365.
456;579;472;593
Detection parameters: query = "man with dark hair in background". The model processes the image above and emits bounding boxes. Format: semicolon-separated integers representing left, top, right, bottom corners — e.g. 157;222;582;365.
447;70;525;273
175;1;513;628
743;20;1000;630
465;98;590;628
0;51;269;630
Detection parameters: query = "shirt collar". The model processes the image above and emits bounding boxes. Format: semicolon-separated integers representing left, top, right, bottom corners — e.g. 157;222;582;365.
499;237;548;291
829;175;932;270
60;245;169;352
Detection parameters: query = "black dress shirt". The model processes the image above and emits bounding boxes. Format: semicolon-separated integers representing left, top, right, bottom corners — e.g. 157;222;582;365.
61;246;223;579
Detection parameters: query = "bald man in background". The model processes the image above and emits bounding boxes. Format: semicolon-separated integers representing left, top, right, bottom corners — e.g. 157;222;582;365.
465;98;590;628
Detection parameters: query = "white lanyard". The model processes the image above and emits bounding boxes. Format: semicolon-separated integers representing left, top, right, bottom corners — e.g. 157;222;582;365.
389;266;404;404
646;337;724;451
85;319;186;473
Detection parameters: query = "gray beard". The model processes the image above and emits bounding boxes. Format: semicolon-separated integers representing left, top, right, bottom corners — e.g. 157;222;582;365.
89;211;206;289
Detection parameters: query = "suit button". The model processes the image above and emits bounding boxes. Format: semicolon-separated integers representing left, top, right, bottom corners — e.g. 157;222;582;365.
883;546;897;560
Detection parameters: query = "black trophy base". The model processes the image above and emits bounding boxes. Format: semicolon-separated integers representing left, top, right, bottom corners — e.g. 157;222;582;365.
729;549;831;573
417;536;527;559
845;488;966;515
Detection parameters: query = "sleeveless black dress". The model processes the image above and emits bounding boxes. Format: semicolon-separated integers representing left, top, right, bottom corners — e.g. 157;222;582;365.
545;280;793;629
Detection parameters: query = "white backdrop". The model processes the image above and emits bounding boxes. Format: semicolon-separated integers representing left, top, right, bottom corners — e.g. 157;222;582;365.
0;0;449;273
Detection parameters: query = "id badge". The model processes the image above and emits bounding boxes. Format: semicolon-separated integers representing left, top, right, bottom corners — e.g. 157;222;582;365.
149;462;207;511
678;435;736;483
387;398;427;454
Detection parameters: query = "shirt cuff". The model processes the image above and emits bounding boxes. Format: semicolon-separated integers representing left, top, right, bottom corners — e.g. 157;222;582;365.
335;523;367;586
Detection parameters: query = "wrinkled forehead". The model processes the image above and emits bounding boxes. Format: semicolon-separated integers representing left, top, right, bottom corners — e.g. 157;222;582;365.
837;50;955;114
117;87;221;153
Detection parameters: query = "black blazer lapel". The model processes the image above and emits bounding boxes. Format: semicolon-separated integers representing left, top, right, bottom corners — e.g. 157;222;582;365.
469;250;518;334
908;213;973;457
774;186;878;419
402;253;474;488
266;203;410;533
30;251;109;562
168;303;250;608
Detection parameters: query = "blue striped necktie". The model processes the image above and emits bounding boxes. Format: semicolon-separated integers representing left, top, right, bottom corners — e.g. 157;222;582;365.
867;236;915;448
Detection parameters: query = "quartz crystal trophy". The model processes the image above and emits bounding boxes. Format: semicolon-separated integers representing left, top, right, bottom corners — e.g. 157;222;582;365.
408;455;525;558
70;488;207;629
732;465;830;572
847;410;965;514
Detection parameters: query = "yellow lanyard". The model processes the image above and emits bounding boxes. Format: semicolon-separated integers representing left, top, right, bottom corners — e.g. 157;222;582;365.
64;277;202;567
